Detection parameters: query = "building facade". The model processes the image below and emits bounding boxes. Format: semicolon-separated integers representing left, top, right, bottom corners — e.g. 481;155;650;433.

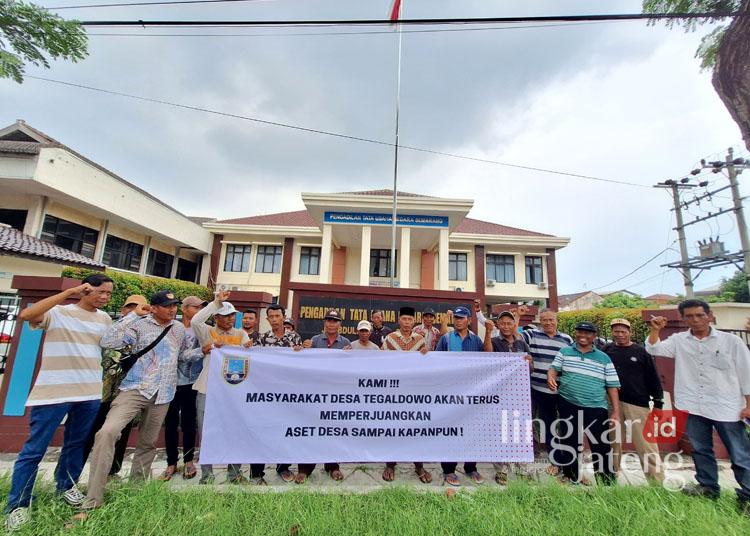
206;190;569;309
0;121;212;292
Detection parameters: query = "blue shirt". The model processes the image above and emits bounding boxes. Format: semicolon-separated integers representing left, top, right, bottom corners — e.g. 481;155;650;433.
435;331;484;352
310;333;351;349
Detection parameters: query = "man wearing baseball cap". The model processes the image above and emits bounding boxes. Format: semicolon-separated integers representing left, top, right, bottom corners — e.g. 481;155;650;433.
413;307;447;352
435;305;485;486
190;290;255;485
547;322;621;485
351;320;380;350
298;310;352;482
604;318;664;483
83;290;202;513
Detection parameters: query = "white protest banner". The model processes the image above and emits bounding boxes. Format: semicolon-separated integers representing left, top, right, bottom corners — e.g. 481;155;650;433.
200;347;533;464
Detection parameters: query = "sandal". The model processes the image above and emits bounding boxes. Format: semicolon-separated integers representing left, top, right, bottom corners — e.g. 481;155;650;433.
382;466;395;482
183;464;197;480
416;467;433;484
294;472;307;484
159;466;177;481
545;464;559;476
468;471;485;485
495;471;508;486
328;469;344;481
443;473;461;487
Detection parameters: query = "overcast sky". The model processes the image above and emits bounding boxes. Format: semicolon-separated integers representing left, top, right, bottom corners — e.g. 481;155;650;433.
2;0;747;296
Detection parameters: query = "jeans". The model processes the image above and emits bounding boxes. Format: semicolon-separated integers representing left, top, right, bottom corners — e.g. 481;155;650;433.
553;397;616;484
5;400;100;513
686;413;750;501
165;385;198;466
82;400;134;475
440;462;477;475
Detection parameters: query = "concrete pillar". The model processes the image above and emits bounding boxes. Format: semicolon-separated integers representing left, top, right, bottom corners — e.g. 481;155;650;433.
199;254;211;286
169;247;181;279
438;228;449;290
140;236;151;275
359;226;371;286
94;219;109;263
399;227;410;288
319;224;333;284
420;249;435;290
23;195;47;238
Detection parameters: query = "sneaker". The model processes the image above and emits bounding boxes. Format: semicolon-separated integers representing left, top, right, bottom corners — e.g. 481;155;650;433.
62;485;86;507
682;483;720;500
252;477;268;486
4;507;30;532
277;469;295;483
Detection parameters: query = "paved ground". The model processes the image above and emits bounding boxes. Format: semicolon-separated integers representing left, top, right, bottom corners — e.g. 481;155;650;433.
0;449;741;493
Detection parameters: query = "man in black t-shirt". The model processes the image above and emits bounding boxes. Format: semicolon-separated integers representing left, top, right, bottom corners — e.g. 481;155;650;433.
604;318;664;483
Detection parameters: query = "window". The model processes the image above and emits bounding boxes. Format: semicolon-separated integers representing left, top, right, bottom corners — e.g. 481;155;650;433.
224;244;251;272
0;209;27;231
525;256;544;284
299;246;321;275
147;249;174;278
40;215;98;258
369;249;396;278
255;245;282;273
486;255;515;283
449;252;468;281
176;258;198;282
102;235;143;271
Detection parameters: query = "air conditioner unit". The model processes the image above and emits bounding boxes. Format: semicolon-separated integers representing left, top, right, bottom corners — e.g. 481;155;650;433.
486;279;495;287
537;282;547;290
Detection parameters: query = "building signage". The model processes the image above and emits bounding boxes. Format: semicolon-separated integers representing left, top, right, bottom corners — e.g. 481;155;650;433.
295;295;472;341
324;211;449;228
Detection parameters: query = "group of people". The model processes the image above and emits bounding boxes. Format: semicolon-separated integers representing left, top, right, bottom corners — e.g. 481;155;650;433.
3;274;750;530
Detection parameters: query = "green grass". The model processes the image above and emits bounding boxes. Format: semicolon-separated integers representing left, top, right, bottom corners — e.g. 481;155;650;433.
2;478;750;536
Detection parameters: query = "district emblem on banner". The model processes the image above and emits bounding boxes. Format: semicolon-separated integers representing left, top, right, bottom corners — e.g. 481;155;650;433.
222;356;249;385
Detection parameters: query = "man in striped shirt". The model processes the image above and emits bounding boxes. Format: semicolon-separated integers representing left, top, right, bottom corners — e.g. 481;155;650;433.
521;309;573;475
5;275;113;531
547;322;621;485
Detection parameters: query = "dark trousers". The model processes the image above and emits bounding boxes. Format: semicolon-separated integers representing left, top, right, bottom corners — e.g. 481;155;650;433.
554;397;615;484
83;400;133;475
686;413;750;501
441;462;477;475
298;463;339;476
532;389;559;457
276;464;292;474
164;384;198;466
386;462;425;470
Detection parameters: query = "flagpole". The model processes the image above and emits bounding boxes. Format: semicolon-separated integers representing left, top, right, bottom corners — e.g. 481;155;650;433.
389;0;403;289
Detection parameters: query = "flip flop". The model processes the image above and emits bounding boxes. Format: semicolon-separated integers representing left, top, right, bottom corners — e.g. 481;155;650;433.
294;472;307;484
158;467;177;482
382;467;395;482
183;465;197;480
416;468;433;484
328;469;344;481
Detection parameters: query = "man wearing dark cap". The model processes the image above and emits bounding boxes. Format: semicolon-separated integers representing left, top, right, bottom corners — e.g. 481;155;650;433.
413;307;446;352
369;310;392;347
83;290;202;511
547;322;621;485
483;310;534;485
298;310;352;482
381;306;431;483
435;306;485;486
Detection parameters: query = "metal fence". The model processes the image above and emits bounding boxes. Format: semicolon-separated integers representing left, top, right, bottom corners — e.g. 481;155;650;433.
720;329;750;348
0;294;21;374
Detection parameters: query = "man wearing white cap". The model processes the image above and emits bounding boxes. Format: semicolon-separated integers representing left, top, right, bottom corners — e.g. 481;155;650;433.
351;320;380;350
191;291;256;484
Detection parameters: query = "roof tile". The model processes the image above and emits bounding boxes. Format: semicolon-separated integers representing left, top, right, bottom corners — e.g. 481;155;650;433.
0;225;105;269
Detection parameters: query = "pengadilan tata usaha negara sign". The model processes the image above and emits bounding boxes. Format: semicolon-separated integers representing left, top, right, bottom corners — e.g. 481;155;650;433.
324;211;449;228
199;347;534;464
295;296;471;341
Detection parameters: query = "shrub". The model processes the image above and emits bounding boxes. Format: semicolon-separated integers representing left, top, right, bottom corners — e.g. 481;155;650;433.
557;308;649;343
62;267;212;314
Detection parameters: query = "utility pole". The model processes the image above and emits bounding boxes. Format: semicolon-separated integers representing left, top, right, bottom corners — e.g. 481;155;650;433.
725;148;750;294
655;180;696;298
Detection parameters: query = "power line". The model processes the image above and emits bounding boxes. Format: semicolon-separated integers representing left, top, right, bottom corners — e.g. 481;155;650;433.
85;21;613;38
73;12;746;28
588;244;677;292
49;0;267;8
25;74;651;189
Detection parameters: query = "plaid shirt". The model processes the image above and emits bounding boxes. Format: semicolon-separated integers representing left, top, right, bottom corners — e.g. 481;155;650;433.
413;324;441;351
100;313;199;404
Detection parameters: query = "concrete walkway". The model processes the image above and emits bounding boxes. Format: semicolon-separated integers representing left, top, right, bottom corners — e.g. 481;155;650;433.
0;449;741;493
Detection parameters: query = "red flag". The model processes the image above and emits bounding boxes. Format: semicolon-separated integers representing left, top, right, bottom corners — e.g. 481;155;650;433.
389;0;402;22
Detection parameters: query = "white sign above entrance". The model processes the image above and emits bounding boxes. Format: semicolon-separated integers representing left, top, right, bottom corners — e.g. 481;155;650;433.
324;211;449;228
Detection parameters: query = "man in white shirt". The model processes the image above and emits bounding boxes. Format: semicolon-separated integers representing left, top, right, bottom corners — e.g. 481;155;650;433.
647;299;750;515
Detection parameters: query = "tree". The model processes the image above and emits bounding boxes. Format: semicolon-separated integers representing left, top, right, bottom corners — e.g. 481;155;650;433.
718;270;750;302
0;1;88;83
594;293;650;309
642;1;750;150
